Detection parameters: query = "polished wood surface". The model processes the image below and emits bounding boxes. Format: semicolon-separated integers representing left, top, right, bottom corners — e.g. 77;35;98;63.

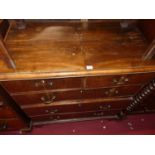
85;72;155;88
22;97;131;116
0;20;155;132
31;110;121;122
0;20;155;80
2;77;83;93
10;85;139;106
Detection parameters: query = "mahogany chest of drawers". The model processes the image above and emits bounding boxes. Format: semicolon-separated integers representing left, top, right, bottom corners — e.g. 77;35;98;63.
0;19;155;132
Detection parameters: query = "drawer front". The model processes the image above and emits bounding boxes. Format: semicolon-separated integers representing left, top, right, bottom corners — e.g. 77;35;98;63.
31;110;120;122
2;77;83;93
12;85;138;106
86;73;155;88
12;90;82;106
82;85;141;99
0;119;26;131
22;98;131;116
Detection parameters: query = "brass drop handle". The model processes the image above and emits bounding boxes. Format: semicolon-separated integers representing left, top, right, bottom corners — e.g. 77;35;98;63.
94;112;104;116
49;95;56;102
105;88;119;96
41;95;56;104
48;81;53;87
45;109;58;114
41;96;49;103
112;76;129;85
50;109;58;114
107;104;111;109
35;80;46;87
99;104;111;110
0;121;7;131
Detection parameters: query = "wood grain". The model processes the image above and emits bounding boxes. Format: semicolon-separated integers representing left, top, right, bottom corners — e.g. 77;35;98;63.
0;20;154;80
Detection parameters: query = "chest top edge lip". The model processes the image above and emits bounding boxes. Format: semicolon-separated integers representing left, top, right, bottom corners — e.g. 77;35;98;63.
0;68;155;81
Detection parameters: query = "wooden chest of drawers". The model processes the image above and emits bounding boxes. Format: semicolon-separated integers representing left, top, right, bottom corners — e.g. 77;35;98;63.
1;19;155;132
1;72;155;126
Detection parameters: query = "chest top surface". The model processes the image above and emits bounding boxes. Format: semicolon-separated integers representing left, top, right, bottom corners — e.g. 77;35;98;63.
0;20;155;80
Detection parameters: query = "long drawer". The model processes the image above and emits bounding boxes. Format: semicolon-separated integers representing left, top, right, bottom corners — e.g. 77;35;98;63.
11;85;139;106
31;110;120;122
2;73;155;94
12;90;82;105
22;98;131;116
1;77;83;93
86;72;155;88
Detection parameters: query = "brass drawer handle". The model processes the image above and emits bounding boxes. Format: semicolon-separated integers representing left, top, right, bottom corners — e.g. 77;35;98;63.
41;95;56;104
35;80;54;88
99;104;111;110
35;80;46;87
105;88;119;96
107;104;111;109
112;76;129;85
50;109;58;114
45;109;58;114
0;120;7;131
94;112;104;116
48;81;53;87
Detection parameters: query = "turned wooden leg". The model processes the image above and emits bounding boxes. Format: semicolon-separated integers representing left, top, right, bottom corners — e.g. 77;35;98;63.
117;79;155;119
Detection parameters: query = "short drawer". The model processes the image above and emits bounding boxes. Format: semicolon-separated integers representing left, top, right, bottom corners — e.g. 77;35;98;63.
1;77;83;93
86;72;155;88
12;90;83;106
82;85;141;99
22;98;131;116
31;110;120;122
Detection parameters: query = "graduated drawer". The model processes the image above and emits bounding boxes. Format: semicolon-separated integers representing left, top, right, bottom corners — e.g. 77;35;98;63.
1;77;83;93
81;85;140;99
12;90;82;106
22;98;131;116
31;110;120;122
0;119;27;131
12;85;139;106
86;72;155;88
